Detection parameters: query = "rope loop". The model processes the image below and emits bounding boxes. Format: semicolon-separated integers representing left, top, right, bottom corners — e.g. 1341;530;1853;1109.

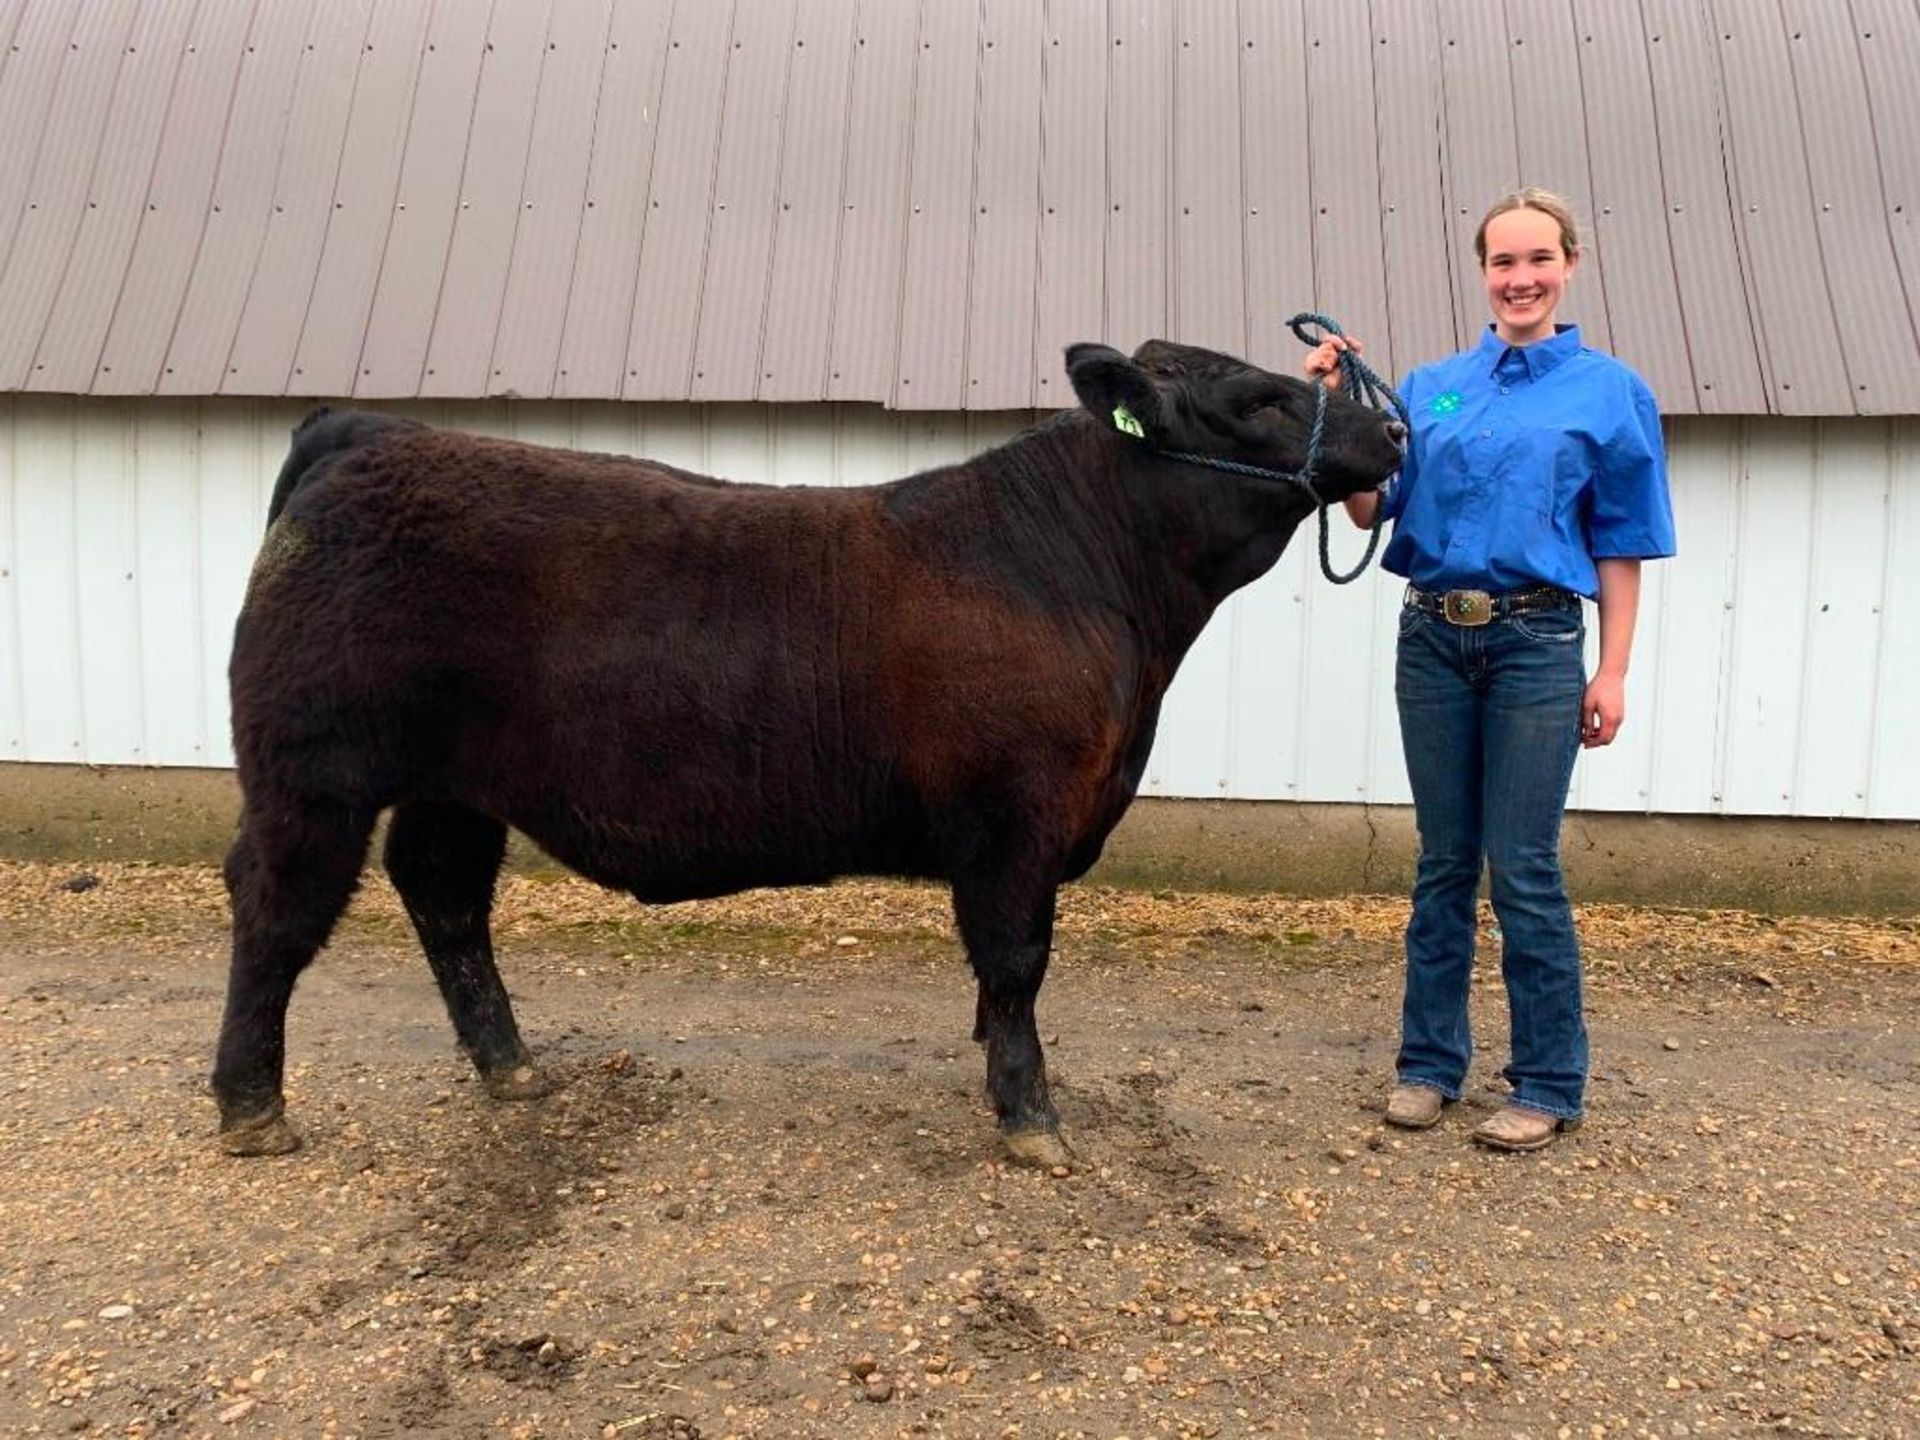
1285;311;1406;585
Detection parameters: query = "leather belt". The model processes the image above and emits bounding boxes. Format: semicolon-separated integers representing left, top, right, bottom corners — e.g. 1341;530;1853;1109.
1404;584;1578;627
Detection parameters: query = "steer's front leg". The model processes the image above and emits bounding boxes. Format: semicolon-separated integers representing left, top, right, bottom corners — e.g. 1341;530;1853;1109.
952;874;1075;1170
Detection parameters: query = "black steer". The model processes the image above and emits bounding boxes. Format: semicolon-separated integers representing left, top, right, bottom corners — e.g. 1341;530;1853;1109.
214;339;1405;1163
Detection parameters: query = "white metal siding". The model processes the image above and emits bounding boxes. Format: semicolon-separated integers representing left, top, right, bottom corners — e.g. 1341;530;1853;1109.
0;397;1914;819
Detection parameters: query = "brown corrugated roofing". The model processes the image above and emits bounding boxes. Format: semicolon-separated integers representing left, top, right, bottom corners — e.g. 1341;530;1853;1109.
1;0;1916;414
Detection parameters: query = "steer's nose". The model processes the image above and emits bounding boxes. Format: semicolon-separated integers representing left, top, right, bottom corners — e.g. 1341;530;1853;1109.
1384;419;1408;450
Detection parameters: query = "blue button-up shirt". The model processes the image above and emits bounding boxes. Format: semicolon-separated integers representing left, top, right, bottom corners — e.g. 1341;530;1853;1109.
1379;325;1676;599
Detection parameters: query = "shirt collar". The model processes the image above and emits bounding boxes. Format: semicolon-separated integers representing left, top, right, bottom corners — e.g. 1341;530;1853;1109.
1477;323;1582;381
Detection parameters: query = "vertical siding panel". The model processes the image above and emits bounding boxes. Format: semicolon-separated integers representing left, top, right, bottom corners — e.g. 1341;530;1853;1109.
703;402;772;483
758;0;858;402
893;0;980;409
901;411;969;473
1643;417;1740;814
13;399;83;760
216;0;375;396
1240;0;1313;371
1867;417;1920;817
771;405;838;486
965;0;1044;408
1032;0;1105;408
1154;598;1233;799
1170;0;1245;357
418;0;554;398
74;409;145;761
0;0;144;389
1571;0;1694;409
157;0;312;395
1792;421;1887;816
835;404;908;487
1778;0;1920;413
552;0;672;401
0;0;32;78
1850;1;1920;393
1436;0;1518;341
571;400;637;460
1706;0;1851;414
827;2;918;404
1304;5;1390;376
1504;0;1611;350
27;0;201;393
91;0;261;397
1223;551;1308;802
288;0;433;397
506;404;574;452
134;402;205;763
623;1;737;400
0;2;84;281
1373;0;1459;379
1105;0;1172;349
488;0;616;401
639;403;708;473
0;400;19;760
692;0;799;402
196;398;273;768
355;0;494;397
1720;419;1814;814
1638;0;1767;412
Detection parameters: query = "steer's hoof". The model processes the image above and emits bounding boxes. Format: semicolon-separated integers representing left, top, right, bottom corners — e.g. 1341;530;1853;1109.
482;1062;554;1102
999;1127;1078;1171
219;1111;301;1157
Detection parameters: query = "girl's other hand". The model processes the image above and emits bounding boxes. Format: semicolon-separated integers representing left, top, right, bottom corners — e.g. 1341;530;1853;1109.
1301;334;1362;391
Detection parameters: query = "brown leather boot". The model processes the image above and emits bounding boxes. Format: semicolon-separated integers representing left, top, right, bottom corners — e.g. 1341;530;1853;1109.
1384;1084;1448;1129
1471;1104;1581;1152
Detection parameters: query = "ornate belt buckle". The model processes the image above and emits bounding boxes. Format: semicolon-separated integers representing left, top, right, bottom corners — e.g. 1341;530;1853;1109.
1442;589;1493;626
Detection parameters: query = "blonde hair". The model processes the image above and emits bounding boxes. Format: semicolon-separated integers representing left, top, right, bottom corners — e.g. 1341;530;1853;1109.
1474;187;1581;265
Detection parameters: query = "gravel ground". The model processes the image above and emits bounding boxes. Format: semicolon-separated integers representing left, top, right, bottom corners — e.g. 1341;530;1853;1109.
0;862;1915;1439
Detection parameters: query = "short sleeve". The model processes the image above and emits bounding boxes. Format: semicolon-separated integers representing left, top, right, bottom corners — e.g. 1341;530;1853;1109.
1589;375;1676;560
1377;369;1420;523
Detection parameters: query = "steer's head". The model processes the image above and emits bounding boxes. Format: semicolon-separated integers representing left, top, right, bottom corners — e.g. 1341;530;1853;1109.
1065;339;1405;502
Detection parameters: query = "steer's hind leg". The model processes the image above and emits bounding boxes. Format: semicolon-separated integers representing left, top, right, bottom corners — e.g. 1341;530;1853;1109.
951;869;1074;1170
383;801;550;1101
214;797;377;1155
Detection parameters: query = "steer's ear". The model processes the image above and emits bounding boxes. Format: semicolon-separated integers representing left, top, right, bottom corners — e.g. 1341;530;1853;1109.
1065;343;1165;441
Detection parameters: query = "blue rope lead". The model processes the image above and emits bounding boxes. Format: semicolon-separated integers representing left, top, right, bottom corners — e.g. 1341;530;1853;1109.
1287;312;1408;586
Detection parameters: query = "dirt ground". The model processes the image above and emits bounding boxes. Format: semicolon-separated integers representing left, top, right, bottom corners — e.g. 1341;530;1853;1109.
0;863;1914;1440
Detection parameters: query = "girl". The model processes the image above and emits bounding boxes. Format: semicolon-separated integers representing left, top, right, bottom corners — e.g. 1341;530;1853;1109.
1305;188;1675;1151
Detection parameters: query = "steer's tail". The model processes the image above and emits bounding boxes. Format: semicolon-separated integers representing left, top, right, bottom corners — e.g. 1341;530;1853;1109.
266;406;423;529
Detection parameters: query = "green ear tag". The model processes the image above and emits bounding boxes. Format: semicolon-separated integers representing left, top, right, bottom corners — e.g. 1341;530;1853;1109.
1111;404;1145;438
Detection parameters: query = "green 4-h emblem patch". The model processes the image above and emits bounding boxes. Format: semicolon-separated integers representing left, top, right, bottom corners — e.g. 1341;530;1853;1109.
1429;391;1463;416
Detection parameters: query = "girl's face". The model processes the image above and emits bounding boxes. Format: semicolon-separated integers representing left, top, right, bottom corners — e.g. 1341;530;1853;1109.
1481;206;1577;345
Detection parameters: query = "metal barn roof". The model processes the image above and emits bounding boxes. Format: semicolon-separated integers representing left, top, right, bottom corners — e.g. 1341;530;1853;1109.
0;0;1914;415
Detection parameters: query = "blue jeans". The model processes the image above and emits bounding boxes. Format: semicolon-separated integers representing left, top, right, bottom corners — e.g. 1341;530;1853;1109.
1393;598;1588;1120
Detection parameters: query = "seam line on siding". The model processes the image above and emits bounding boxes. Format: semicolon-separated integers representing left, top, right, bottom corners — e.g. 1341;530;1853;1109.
132;0;269;395
818;0;864;401
242;0;376;396
476;0;564;398
1841;0;1920;389
749;0;804;402
342;0;444;399
597;0;675;401
1769;2;1861;411
1627;0;1705;411
82;0;213;391
399;0;500;397
14;3;144;391
676;0;742;401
